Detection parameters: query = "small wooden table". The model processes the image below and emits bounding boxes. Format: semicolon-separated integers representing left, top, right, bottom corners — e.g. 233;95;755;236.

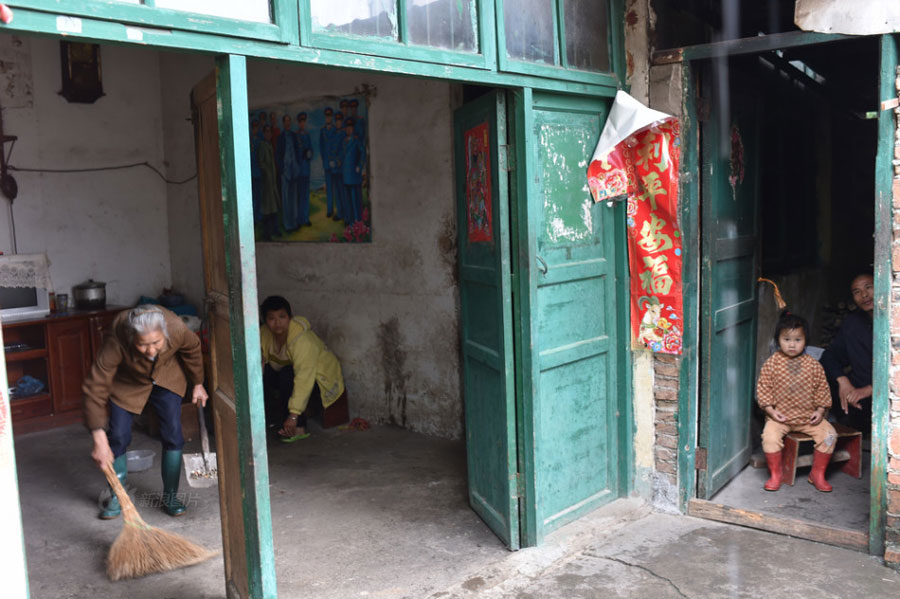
782;422;862;486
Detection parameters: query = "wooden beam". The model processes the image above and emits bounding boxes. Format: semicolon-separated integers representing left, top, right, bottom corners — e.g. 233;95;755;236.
688;499;869;553
652;31;852;65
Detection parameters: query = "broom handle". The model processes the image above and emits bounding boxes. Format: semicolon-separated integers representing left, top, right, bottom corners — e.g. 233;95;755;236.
198;402;211;466
103;460;144;525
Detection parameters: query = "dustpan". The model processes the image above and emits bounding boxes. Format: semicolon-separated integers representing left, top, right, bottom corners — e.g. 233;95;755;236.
183;403;218;488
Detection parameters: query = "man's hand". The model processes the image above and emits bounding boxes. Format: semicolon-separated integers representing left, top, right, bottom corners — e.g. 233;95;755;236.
837;376;870;413
280;414;298;437
91;429;113;470
192;384;209;407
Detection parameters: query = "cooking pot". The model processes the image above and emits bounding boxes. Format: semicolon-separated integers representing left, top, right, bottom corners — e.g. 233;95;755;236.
73;279;106;309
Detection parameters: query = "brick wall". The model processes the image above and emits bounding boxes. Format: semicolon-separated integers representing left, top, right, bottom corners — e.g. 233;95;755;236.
653;354;680;486
887;66;900;570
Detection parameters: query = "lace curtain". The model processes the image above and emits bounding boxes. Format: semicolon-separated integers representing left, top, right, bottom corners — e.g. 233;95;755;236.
0;253;53;290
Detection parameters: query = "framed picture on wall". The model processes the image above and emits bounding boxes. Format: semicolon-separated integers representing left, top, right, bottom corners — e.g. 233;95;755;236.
250;93;371;243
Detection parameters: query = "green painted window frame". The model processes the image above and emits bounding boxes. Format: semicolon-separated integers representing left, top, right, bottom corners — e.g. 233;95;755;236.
10;0;299;44
299;0;495;70
495;0;623;87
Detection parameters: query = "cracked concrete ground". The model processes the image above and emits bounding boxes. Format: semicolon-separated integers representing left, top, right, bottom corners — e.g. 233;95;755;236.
15;423;900;599
433;510;900;598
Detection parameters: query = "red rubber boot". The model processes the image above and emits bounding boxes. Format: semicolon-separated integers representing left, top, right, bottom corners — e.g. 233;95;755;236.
764;451;783;491
807;450;833;492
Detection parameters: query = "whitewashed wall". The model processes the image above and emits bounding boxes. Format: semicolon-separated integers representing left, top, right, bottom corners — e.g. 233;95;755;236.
0;37;170;307
161;57;464;438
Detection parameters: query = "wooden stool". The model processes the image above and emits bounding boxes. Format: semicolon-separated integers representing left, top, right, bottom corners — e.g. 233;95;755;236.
782;422;862;486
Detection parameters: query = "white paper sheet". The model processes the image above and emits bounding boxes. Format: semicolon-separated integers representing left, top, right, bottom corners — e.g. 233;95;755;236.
591;91;674;163
795;0;900;35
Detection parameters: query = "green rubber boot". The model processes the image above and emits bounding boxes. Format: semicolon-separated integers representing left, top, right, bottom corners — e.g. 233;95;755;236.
161;449;187;517
99;454;128;520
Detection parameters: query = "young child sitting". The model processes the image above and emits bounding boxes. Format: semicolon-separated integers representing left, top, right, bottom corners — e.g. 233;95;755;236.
757;311;837;492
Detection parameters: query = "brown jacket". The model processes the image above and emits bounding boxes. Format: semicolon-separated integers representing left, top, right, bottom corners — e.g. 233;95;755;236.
82;307;204;430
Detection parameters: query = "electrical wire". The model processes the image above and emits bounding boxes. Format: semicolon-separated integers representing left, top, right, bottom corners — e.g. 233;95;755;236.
8;161;197;185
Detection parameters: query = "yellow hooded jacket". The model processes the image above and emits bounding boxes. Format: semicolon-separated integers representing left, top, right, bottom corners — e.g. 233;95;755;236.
260;316;344;415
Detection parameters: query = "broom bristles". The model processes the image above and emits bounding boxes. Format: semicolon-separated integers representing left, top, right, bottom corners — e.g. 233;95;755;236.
103;461;218;581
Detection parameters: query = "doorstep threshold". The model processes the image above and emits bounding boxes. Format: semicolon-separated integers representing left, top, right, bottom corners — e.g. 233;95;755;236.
688;498;868;552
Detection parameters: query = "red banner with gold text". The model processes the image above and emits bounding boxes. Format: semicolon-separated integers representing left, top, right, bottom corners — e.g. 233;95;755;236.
588;121;683;354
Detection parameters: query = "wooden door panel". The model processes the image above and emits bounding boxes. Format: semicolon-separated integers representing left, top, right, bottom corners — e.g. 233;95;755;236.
454;91;520;549
192;57;276;598
214;393;248;596
698;60;761;499
193;70;251;597
520;94;621;541
47;319;91;413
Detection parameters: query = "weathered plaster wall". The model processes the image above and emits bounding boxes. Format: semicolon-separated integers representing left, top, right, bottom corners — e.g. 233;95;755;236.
159;51;214;308
158;57;462;438
248;63;461;438
0;37;171;306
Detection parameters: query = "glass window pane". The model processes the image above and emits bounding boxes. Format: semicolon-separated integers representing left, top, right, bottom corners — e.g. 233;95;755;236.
503;0;555;64
154;0;271;23
311;0;399;40
407;0;478;53
564;0;610;72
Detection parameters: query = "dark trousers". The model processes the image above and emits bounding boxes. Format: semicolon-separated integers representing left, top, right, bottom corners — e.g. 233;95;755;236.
108;385;185;457
263;364;308;429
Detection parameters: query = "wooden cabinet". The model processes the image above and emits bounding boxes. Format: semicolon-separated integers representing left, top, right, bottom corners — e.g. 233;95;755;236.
4;307;122;434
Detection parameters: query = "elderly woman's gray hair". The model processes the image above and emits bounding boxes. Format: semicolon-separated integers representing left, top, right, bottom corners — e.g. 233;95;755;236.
124;305;169;344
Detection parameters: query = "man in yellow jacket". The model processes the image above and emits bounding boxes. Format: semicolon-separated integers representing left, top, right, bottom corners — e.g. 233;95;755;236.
259;295;344;441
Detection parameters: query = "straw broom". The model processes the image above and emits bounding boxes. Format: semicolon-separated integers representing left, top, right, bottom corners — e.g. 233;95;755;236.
103;461;218;580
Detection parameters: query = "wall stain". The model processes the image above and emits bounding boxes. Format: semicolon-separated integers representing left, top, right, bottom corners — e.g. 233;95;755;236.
437;211;458;285
378;317;410;427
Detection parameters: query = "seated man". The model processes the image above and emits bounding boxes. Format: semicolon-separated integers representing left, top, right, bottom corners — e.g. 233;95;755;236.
259;295;345;441
820;273;873;434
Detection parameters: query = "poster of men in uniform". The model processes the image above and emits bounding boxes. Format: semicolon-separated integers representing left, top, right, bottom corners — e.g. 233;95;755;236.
249;93;371;243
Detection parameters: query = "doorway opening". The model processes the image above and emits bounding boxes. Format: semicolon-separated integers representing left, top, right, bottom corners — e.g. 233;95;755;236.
694;37;880;551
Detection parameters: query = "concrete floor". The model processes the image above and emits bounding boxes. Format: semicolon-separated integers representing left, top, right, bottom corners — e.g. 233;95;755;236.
16;423;506;599
712;453;870;531
434;509;900;598
14;425;899;599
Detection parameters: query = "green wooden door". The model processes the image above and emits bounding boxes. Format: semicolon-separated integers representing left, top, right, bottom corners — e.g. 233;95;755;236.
697;62;762;499
513;90;622;544
454;91;520;550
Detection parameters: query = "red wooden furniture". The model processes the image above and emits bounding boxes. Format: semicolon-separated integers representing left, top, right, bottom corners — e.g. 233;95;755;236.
782;422;862;486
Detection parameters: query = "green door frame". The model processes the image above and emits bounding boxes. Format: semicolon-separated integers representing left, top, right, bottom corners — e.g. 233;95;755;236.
676;32;893;557
215;54;278;597
869;32;897;559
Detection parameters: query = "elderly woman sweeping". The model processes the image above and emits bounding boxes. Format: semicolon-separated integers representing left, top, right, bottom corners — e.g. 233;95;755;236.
83;304;207;519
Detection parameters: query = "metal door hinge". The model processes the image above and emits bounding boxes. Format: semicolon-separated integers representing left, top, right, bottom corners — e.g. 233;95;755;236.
514;472;525;497
500;144;515;172
695;448;707;471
